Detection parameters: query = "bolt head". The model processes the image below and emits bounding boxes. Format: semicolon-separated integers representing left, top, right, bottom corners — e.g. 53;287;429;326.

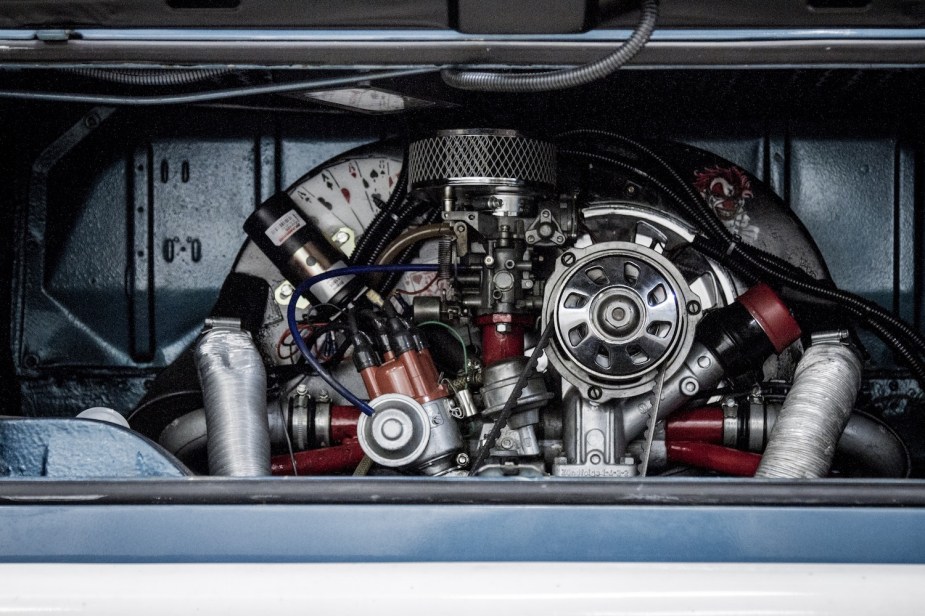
484;255;496;267
680;378;699;396
500;437;515;450
496;323;512;334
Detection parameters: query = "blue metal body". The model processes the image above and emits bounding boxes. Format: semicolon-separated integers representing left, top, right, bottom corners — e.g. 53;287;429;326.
0;419;187;478
0;500;922;563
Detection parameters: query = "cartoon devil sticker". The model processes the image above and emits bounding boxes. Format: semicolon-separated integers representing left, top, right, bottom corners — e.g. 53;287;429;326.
693;165;758;241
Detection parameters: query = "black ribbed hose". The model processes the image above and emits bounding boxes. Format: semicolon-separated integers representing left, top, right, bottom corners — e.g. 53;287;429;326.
351;167;409;266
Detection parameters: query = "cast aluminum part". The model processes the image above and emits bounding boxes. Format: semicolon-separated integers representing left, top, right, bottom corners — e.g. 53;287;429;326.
621;341;726;443
755;333;863;479
544;240;703;401
194;319;271;477
477;356;552;459
357;394;463;475
408;129;557;197
481;356;554;417
479;423;542;458
574;341;725;470
552;389;637;478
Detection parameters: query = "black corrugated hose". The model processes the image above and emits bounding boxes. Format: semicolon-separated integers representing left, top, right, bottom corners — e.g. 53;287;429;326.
442;0;659;92
351;165;409;266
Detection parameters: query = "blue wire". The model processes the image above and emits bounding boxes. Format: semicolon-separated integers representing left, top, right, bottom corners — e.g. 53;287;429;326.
286;264;441;416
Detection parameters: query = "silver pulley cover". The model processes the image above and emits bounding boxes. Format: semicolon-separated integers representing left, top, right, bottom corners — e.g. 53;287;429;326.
543;240;703;400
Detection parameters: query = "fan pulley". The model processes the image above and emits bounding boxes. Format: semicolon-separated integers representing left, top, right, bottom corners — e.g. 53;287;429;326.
544;240;704;400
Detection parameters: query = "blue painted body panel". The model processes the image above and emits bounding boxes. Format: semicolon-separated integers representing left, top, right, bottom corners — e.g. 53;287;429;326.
0;502;923;564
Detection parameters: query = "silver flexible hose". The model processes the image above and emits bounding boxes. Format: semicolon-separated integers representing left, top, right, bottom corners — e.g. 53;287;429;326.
441;0;659;92
756;339;863;479
194;322;270;477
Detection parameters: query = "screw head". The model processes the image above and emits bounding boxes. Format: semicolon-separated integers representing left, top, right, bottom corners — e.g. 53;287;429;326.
588;386;603;400
561;252;576;266
456;453;470;467
500;437;515;450
686;300;702;315
484;255;496;267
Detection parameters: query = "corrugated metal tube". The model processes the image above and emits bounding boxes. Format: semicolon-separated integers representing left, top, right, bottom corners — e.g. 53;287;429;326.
194;321;270;477
756;338;862;479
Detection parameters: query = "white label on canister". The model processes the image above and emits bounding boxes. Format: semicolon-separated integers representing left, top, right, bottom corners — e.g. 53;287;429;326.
265;210;306;246
310;261;354;303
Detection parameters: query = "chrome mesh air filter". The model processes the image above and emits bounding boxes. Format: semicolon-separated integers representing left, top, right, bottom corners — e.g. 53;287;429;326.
407;129;557;193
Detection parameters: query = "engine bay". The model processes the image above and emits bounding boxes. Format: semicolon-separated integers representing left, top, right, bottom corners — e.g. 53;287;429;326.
3;68;923;485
